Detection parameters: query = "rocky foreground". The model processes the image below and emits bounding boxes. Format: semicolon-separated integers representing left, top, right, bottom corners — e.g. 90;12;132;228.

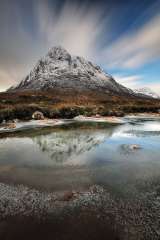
0;183;160;240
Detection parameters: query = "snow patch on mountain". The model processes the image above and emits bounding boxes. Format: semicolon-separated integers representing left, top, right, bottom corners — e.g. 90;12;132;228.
9;46;133;95
134;87;160;99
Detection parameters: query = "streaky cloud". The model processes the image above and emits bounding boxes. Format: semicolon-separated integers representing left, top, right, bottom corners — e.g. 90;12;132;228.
102;14;160;69
114;74;143;89
0;0;159;93
35;0;105;58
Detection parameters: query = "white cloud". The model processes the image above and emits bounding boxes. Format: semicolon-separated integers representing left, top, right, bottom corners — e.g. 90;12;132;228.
102;14;160;69
35;0;104;58
0;0;160;92
0;69;17;92
115;74;160;95
114;74;143;89
146;83;160;95
0;0;106;90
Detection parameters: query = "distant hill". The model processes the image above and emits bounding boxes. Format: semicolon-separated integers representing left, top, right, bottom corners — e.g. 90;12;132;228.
134;87;160;99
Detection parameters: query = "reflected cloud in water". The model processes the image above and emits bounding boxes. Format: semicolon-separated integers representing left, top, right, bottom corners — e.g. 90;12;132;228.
0;119;160;193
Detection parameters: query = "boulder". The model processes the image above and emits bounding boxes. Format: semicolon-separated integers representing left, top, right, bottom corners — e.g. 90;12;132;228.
120;144;142;153
74;115;85;121
129;144;141;150
32;111;44;120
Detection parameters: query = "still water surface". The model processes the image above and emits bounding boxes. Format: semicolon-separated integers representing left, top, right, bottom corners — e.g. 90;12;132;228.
0;118;160;197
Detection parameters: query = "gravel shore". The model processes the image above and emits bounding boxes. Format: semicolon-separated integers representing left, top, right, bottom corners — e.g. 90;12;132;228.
0;183;160;240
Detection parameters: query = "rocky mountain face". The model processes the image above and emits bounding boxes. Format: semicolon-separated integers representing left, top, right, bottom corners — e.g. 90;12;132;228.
134;87;160;99
9;46;133;95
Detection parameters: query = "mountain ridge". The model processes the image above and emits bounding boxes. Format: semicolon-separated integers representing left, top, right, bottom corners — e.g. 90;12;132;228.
9;46;133;96
134;87;160;99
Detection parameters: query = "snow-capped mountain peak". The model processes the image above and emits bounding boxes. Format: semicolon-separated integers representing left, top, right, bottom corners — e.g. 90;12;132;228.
46;46;71;61
134;87;160;99
9;46;133;95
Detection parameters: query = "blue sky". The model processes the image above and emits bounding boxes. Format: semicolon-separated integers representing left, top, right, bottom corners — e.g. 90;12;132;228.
0;0;160;93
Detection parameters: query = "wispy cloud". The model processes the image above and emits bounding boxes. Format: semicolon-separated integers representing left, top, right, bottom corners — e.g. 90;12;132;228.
114;74;143;89
0;0;159;92
0;0;106;91
115;74;160;95
146;83;160;95
35;0;105;58
0;69;17;92
102;14;160;69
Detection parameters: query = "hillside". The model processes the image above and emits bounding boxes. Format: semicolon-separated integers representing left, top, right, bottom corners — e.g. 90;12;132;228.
0;89;160;123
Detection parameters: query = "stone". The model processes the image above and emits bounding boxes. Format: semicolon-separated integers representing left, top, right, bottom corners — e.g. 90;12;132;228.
32;111;44;120
129;144;141;150
13;119;19;123
120;144;142;154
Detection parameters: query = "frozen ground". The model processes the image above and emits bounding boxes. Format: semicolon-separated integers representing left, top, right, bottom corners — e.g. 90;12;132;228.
0;183;160;240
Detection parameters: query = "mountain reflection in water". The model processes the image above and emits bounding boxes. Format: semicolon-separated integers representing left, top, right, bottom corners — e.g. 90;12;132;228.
32;127;115;164
0;119;160;194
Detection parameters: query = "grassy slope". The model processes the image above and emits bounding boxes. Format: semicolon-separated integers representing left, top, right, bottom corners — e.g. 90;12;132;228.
0;89;160;122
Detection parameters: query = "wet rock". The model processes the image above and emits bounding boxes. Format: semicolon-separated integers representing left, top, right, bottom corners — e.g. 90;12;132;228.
129;144;141;150
120;144;142;153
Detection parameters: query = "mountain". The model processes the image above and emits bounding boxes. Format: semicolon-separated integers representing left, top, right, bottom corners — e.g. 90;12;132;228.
134;87;160;99
9;46;133;95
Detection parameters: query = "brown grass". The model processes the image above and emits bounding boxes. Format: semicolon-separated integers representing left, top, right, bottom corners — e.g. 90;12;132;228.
0;89;160;122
